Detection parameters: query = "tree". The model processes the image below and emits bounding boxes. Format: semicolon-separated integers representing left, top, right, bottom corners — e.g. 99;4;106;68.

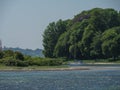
102;27;120;60
43;19;67;57
14;51;24;60
42;8;120;60
3;50;14;58
54;32;70;58
0;51;3;59
90;32;103;59
80;24;95;59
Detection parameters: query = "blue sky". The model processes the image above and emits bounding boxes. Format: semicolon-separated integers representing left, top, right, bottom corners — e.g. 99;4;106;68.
0;0;120;50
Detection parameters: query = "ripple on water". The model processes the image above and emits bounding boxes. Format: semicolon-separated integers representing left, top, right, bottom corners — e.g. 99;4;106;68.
0;70;120;90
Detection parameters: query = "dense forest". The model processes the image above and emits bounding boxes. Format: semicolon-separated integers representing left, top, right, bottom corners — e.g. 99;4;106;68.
43;8;120;60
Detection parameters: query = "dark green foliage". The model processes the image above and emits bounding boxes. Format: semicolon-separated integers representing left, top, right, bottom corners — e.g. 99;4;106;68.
27;57;63;66
3;58;18;66
0;50;28;66
54;32;70;58
90;32;102;59
43;8;120;60
43;19;67;57
0;51;4;59
14;51;24;60
102;27;120;60
1;58;28;67
0;50;63;66
2;50;24;60
16;60;28;67
3;50;14;58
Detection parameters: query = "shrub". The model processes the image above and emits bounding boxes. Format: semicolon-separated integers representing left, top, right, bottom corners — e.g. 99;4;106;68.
14;51;24;60
1;57;28;67
3;58;17;66
26;58;63;66
16;60;29;67
34;58;63;66
0;51;4;59
47;59;63;66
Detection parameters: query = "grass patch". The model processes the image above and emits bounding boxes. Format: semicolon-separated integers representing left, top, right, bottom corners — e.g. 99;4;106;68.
82;59;120;64
0;64;69;71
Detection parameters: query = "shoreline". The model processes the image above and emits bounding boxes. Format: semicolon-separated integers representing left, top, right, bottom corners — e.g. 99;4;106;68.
0;67;90;71
0;66;120;71
0;63;120;71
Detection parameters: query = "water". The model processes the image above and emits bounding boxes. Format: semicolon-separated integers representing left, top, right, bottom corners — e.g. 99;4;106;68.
0;69;120;90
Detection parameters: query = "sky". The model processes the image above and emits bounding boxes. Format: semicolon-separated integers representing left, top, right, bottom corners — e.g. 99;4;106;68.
0;0;120;50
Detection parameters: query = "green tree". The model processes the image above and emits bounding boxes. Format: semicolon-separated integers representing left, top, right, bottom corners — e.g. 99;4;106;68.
80;24;95;58
3;50;14;58
43;8;120;60
90;32;103;59
43;19;67;57
54;32;70;58
0;51;4;59
102;27;120;59
14;51;24;60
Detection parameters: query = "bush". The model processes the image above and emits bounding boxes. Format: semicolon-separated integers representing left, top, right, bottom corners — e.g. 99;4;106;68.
16;60;29;67
0;51;4;59
26;58;63;66
1;57;28;67
41;58;62;66
14;51;24;60
47;59;63;66
0;55;63;66
3;50;14;57
0;59;4;64
3;58;17;66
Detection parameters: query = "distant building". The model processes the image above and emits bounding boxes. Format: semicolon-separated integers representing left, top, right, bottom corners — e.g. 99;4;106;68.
0;40;2;51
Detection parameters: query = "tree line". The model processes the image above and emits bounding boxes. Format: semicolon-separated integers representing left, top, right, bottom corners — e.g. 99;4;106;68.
0;50;63;66
43;8;120;60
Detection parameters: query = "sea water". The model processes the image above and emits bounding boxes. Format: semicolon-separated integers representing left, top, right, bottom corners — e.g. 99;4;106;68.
0;69;120;90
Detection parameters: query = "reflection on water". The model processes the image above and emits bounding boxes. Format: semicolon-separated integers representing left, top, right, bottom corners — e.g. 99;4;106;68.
0;69;120;90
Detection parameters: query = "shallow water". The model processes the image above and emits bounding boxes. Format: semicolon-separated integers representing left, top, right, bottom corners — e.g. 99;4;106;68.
0;69;120;90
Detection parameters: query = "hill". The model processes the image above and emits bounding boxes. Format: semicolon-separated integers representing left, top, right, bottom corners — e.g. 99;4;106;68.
3;47;44;57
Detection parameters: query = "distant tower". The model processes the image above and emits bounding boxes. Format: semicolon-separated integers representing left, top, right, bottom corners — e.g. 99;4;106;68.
0;40;2;51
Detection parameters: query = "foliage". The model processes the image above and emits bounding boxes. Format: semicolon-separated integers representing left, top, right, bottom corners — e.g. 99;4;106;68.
0;51;4;59
27;57;63;66
43;19;67;57
0;51;28;66
3;50;14;58
0;50;63;66
43;8;120;60
101;27;120;59
14;51;24;60
2;58;18;66
3;47;44;57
